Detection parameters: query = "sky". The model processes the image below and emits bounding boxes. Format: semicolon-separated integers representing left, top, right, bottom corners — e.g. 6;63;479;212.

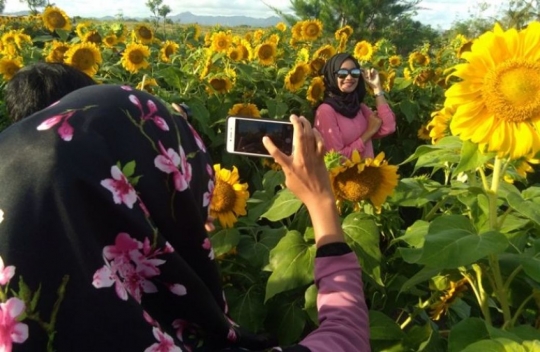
3;0;506;30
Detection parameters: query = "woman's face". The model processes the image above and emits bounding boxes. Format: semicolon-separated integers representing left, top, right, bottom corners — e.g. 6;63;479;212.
336;59;360;93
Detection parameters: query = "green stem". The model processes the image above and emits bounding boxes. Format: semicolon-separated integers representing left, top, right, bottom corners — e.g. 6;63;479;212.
425;197;447;221
478;167;489;191
504;265;523;292
471;265;492;325
486;156;512;326
506;293;534;329
400;299;431;330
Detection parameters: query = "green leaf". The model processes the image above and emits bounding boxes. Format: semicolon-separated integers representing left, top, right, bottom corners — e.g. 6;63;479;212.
461;340;506;352
342;212;383;286
304;284;318;325
265;231;315;301
399;99;419;123
400;267;440;293
507;192;540;227
393;220;429;247
122;160;136;177
210;228;240;257
448;318;490;352
226;285;267;333
369;310;405;340
260;189;303;222
415;229;508;269
237;227;286;269
454;140;496;175
265;99;289;119
402;323;434;351
266;298;306;345
401;136;462;166
262;170;285;194
521;256;540;283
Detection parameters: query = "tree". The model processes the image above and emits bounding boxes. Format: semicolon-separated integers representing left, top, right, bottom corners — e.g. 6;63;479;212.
20;0;48;14
287;0;421;42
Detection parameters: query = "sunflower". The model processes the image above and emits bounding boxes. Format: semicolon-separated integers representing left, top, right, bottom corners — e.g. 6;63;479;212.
133;24;154;44
408;51;430;69
206;76;233;95
210;164;249;228
457;40;473;58
330;151;399;211
284;62;310;92
211;31;232;53
389;55;402;67
228;103;261;118
160;40;179;62
136;77;159;93
297;47;310;63
121;43;150;74
253;29;265;43
276;22;287;32
334;25;354;40
255;42;277;66
45;40;70;63
428;105;455;144
307;76;325;104
417;124;431;141
446;22;540;160
309;57;326;76
337;34;348;53
0;56;23;80
353;40;373;62
291;22;303;41
236;40;252;61
83;30;102;45
430;279;468;321
301;19;323;41
42;6;71;32
64;42;102;77
75;21;90;39
314;44;336;60
227;47;243;61
413;68;435;87
103;34;118;48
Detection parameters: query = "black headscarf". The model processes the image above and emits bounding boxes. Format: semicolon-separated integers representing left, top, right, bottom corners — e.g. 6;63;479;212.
321;53;367;118
0;84;276;351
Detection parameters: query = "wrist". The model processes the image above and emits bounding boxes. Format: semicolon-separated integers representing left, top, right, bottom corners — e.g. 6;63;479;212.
373;89;385;97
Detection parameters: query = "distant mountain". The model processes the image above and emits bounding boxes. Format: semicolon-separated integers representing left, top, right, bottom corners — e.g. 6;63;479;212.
169;12;282;27
3;10;282;27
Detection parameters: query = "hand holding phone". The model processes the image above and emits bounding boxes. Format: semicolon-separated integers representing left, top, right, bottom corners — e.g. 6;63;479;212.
226;116;293;158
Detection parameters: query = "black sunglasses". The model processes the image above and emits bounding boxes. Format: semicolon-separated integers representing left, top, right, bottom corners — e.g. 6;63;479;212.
335;68;362;79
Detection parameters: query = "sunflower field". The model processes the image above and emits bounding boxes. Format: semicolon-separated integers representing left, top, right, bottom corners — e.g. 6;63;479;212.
1;6;540;351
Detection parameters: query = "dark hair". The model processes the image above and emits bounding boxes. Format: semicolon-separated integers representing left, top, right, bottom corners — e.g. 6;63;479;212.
5;62;97;122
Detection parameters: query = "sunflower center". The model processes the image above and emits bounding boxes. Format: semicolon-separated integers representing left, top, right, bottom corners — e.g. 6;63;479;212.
139;27;152;40
334;167;380;202
48;12;66;28
258;45;273;60
129;50;144;64
306;24;318;36
483;59;540;123
211;78;226;90
212;180;236;212
72;49;94;69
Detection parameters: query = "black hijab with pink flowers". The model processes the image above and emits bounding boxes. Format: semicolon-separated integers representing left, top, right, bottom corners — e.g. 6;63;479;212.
321;53;367;118
0;85;305;351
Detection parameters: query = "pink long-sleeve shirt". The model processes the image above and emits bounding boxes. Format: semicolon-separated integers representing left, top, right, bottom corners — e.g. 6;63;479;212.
314;103;396;159
299;251;370;352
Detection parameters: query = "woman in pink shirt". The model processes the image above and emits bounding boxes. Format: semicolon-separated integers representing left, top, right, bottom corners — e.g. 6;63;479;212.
314;53;396;159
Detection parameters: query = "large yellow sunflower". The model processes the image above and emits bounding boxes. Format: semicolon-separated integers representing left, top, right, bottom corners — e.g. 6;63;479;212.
330;151;399;211
133;24;154;44
103;34;119;48
228;103;261;118
45;40;70;63
42;6;71;32
206;76;233;95
301;19;323;41
408;51;430;69
284;63;310;92
227;47;243;62
334;25;354;40
0;56;23;80
309;57;326;76
121;43;150;74
255;42;277;66
446;22;540;160
353;40;373;62
389;55;402;67
83;30;102;45
210;164;249;228
64;42;102;77
314;44;336;60
211;31;232;53
160;40;179;62
307;76;325;104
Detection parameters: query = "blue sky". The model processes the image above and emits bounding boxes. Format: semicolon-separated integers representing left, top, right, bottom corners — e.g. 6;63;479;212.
3;0;505;29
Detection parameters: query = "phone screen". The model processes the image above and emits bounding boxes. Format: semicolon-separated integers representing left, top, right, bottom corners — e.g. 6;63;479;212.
227;117;293;157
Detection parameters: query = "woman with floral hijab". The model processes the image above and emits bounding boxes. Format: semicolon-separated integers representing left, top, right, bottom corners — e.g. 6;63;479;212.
0;84;275;351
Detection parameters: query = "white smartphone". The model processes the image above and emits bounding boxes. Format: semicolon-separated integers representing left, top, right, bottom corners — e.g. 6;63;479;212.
226;116;293;158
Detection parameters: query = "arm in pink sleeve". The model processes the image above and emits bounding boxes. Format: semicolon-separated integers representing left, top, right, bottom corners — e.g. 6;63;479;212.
367;103;396;138
299;252;370;352
315;104;365;158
